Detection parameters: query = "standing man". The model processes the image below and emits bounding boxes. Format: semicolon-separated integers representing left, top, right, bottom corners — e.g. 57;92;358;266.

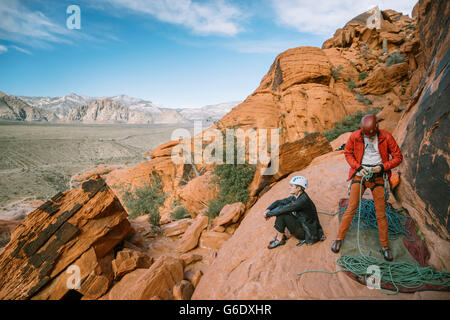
331;114;403;261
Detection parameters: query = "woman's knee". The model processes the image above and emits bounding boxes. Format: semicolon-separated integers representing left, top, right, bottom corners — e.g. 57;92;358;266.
274;216;286;233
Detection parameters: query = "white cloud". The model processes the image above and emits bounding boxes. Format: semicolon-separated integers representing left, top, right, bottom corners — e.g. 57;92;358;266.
100;0;243;36
0;0;72;48
10;45;32;55
0;0;105;49
271;0;416;36
0;44;7;54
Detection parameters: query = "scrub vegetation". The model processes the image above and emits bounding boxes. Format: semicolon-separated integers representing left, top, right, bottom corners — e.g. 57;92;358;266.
324;107;382;142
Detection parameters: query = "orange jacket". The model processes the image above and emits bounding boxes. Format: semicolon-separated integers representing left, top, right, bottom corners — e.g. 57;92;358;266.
344;129;403;181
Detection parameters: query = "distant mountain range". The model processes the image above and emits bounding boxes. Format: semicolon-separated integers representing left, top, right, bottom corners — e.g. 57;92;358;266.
0;91;240;125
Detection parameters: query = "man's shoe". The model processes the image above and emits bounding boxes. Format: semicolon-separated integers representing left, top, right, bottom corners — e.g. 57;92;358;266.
381;247;393;261
331;239;342;253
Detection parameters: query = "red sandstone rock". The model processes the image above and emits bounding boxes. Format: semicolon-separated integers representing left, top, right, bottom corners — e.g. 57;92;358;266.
173;280;194;300
0;176;132;300
392;0;450;270
198;231;231;250
111;248;152;279
179;253;203;267
150;140;181;159
330;132;352;150
190;270;203;288
248;133;332;197
162;218;192;237
102;255;184;300
0;219;20;253
177;215;209;253
213;202;245;227
359;62;409;95
178;172;219;218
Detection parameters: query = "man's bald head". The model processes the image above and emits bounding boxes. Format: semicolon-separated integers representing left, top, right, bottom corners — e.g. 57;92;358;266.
361;114;378;137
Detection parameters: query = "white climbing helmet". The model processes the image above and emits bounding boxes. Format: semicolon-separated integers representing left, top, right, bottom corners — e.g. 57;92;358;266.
290;176;308;189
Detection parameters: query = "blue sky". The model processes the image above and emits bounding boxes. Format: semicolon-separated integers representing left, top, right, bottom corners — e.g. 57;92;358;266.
0;0;415;108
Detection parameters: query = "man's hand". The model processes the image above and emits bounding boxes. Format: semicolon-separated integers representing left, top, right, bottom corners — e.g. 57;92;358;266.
359;167;369;176
372;166;382;173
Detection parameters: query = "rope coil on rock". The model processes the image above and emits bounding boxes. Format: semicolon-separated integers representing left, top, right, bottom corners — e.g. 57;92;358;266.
297;170;450;295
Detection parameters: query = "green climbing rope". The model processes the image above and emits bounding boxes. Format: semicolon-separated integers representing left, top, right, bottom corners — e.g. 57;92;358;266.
317;211;339;216
297;170;450;295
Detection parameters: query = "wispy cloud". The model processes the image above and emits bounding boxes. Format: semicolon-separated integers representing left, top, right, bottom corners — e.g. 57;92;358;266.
224;39;307;54
0;0;72;48
99;0;244;36
0;0;113;51
10;45;32;55
271;0;416;36
0;44;7;54
160;33;307;54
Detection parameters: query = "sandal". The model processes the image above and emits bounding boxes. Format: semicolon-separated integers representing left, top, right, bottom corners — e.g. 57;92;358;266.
267;235;286;249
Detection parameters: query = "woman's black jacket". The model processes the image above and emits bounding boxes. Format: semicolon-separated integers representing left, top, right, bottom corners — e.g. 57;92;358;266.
266;192;324;244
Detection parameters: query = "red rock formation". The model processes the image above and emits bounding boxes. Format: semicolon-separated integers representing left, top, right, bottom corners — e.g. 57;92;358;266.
0;220;20;254
359;62;409;95
111;248;152;280
178;171;219;218
392;0;450;269
0;176;132;300
162;218;193;237
198;231;231;250
101;255;184;300
248;133;332;197
173;280;194;300
177;215;209;253
212;202;245;227
330;132;351;151
212;9;416;144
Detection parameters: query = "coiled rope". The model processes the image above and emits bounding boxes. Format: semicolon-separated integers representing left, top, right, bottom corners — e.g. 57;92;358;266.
340;198;414;241
297;170;450;295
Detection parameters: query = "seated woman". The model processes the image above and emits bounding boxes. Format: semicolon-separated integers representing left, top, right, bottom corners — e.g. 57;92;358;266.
263;176;325;249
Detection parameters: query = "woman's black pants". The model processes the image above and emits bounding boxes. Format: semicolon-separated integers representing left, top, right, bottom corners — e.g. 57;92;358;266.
274;213;305;240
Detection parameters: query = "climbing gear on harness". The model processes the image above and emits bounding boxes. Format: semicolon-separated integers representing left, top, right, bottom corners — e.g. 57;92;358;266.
389;171;400;190
290;176;308;189
268;234;286;249
348;169;389;201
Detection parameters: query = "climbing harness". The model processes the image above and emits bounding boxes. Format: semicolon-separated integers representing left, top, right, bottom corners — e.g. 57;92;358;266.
297;169;450;295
